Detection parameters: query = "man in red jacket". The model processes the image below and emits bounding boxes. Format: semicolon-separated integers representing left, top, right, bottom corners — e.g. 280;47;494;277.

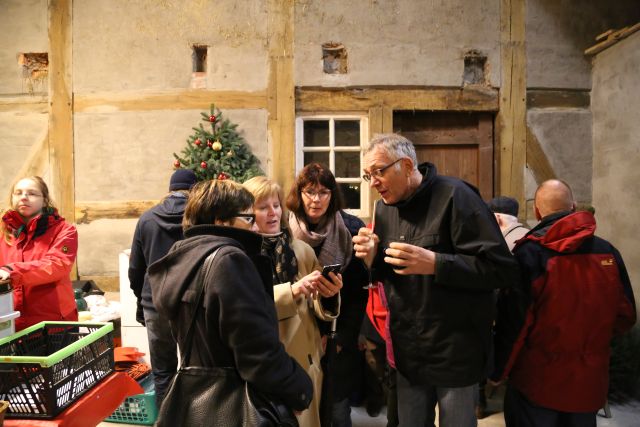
492;179;636;427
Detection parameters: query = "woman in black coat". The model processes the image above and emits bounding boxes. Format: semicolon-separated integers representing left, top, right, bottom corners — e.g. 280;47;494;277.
286;163;369;427
148;179;313;423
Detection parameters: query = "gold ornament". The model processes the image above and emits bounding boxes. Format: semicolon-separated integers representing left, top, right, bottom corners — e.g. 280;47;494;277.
226;150;234;157
212;140;222;151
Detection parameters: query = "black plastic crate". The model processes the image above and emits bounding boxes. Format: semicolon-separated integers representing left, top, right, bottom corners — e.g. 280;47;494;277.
0;322;114;419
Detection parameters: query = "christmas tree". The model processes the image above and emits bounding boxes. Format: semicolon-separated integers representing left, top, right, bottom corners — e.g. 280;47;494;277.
173;104;263;182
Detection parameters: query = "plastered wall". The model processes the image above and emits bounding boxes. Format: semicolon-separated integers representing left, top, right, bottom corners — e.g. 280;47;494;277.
71;0;271;277
0;0;48;94
74;109;268;201
73;0;268;92
74;108;268;276
526;109;592;202
295;0;500;87
591;32;640;310
0;112;48;200
526;0;640;89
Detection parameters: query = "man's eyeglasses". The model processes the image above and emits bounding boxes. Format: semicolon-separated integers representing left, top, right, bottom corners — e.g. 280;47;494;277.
362;158;404;182
234;214;256;226
12;191;43;199
302;189;332;200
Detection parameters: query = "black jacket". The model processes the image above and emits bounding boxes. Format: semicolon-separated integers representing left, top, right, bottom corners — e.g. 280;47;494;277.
147;225;313;411
374;163;519;387
128;193;187;322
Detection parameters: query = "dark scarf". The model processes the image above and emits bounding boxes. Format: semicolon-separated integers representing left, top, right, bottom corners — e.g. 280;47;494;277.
261;229;298;285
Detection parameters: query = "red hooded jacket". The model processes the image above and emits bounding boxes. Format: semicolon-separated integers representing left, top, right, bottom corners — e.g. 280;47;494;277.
493;211;636;412
0;208;78;331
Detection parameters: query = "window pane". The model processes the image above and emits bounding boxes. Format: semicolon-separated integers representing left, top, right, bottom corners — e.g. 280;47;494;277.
338;183;361;210
335;120;360;146
304;151;329;167
304;121;329;147
335;152;360;178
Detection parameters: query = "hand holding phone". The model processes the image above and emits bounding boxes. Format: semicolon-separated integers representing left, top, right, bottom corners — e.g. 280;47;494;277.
321;264;342;279
317;264;343;297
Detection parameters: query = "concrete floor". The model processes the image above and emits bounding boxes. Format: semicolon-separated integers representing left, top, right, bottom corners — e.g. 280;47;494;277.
349;402;640;427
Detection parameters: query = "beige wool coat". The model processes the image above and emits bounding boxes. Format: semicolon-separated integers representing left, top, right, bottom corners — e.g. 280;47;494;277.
273;238;340;427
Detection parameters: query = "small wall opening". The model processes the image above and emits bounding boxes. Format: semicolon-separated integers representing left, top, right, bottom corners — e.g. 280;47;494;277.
322;42;347;74
18;52;48;94
192;45;208;72
463;49;487;86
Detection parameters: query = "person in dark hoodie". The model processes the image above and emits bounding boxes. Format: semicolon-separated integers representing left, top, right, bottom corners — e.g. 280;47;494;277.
147;178;313;420
128;168;196;405
353;133;519;427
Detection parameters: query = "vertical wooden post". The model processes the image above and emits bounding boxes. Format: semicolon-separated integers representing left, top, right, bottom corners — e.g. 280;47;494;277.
497;0;526;206
267;0;296;193
49;0;76;278
48;0;74;223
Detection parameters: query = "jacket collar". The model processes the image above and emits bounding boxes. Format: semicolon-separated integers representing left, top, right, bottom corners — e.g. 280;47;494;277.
389;162;437;209
184;224;263;256
2;207;61;241
525;210;595;253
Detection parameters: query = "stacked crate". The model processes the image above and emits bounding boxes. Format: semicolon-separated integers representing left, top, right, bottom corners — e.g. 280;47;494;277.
0;279;19;339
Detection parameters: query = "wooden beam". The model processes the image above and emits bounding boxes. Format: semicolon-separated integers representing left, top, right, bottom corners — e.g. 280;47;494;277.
0;95;48;113
297;87;499;113
267;0;295;193
75;200;158;224
496;0;526;205
75;90;267;112
585;22;640;56
368;106;384;136
12;130;50;183
527;89;590;109
526;126;556;184
48;0;74;224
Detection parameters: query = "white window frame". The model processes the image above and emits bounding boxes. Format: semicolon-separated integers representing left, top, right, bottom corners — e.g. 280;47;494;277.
295;114;369;218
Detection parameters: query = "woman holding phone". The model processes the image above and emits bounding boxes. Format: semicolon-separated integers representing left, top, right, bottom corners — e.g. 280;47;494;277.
286;163;369;427
244;176;341;427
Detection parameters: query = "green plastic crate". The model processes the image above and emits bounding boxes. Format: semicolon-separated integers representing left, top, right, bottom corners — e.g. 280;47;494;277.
105;374;157;425
0;321;114;419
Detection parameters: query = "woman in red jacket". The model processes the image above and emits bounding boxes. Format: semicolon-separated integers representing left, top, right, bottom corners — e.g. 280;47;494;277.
0;176;78;331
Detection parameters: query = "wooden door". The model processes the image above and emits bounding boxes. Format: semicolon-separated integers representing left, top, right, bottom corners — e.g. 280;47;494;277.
393;111;494;200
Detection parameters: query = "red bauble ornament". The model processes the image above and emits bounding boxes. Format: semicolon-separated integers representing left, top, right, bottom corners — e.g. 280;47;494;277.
209;115;216;122
173;160;181;168
207;139;213;148
200;161;207;169
217;173;228;180
194;138;202;146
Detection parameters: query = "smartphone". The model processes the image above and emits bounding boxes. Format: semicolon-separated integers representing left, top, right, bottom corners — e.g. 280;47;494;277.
321;263;342;279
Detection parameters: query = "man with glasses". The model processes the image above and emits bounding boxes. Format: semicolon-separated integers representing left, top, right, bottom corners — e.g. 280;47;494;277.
353;133;518;427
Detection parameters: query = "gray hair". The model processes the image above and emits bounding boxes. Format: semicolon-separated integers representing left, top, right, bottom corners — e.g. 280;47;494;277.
365;133;419;171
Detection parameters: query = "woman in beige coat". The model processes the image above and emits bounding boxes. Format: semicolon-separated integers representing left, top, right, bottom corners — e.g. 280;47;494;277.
244;176;342;427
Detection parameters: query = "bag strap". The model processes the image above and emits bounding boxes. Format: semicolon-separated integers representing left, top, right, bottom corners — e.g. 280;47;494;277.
179;248;221;369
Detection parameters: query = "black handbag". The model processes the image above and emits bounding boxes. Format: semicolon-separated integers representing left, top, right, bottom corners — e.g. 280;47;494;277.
156;249;299;427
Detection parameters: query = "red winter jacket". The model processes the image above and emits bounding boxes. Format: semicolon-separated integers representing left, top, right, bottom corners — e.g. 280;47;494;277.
493;211;636;412
0;209;78;331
